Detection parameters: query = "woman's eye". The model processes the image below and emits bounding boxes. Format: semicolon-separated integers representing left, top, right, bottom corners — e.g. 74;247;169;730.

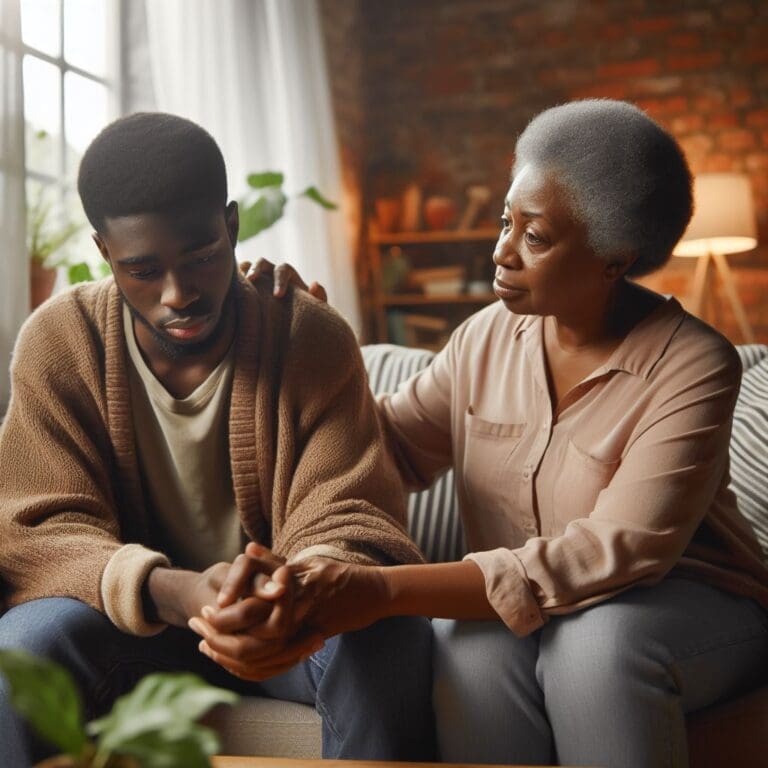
500;216;511;230
195;252;216;265
524;231;543;245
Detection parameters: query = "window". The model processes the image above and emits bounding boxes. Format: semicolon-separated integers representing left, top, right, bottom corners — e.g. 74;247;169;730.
21;0;120;279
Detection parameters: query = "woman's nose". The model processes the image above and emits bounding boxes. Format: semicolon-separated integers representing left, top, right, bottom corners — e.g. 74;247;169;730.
493;231;523;269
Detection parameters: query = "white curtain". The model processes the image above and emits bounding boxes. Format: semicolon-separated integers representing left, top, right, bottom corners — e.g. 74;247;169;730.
141;0;361;333
0;0;28;412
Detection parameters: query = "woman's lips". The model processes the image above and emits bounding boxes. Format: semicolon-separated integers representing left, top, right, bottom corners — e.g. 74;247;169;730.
493;278;526;299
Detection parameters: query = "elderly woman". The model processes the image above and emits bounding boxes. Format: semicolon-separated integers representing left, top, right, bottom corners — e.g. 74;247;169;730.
195;100;768;767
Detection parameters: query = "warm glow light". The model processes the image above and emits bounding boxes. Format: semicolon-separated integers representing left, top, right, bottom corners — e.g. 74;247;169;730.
674;173;758;257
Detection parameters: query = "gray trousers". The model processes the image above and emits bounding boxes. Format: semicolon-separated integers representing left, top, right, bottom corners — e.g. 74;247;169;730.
433;578;768;768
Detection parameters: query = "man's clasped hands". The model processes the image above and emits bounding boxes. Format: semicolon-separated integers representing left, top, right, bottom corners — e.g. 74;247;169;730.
184;545;387;681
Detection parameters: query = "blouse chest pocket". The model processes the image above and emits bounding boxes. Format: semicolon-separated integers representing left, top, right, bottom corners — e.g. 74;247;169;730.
463;409;526;516
552;438;621;531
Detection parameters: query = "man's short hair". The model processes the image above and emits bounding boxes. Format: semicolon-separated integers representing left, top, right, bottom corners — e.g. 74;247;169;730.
513;99;693;277
77;112;228;233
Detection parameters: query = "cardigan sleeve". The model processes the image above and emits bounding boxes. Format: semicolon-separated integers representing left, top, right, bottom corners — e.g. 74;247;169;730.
269;299;424;567
0;302;168;635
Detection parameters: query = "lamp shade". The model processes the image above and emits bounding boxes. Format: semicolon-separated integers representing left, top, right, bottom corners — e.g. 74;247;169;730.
674;173;757;257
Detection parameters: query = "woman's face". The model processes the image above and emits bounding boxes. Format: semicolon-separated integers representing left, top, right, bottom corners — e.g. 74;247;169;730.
493;163;614;320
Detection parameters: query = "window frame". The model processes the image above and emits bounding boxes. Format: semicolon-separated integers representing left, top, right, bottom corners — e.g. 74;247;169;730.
18;0;123;233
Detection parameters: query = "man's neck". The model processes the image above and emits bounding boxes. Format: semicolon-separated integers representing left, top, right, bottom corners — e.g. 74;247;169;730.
133;308;236;399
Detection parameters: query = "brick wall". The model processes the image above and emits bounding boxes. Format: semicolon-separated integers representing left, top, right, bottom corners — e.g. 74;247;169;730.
318;0;370;299
320;0;768;344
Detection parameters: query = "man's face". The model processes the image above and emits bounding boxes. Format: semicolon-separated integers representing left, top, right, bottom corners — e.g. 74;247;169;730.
95;201;239;360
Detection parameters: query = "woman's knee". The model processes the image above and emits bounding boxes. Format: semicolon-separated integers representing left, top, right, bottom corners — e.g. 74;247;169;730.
433;619;518;690
538;595;674;699
432;619;553;763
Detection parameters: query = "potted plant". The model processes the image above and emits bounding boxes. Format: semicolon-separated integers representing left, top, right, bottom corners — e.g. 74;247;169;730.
237;171;336;242
27;183;85;308
0;649;239;768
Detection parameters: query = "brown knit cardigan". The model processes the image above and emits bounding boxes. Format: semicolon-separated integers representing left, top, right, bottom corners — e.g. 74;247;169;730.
0;277;422;635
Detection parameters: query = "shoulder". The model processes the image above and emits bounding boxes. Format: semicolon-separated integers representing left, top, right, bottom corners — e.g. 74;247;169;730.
663;306;741;381
12;279;114;380
237;279;361;385
288;286;359;352
636;301;742;409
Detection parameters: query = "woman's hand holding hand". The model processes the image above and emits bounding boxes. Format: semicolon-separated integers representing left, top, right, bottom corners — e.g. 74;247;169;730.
187;545;323;681
284;555;391;639
239;258;328;302
187;542;391;680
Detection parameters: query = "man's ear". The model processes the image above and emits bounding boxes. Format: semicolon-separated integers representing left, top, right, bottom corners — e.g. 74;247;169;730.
92;232;111;266
604;255;635;282
225;201;239;247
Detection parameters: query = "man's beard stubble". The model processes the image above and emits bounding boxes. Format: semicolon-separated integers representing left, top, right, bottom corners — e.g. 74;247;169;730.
120;268;239;360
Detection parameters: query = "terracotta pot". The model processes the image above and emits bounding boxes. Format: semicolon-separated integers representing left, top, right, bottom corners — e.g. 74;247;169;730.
35;754;139;767
30;260;57;309
34;757;77;768
374;197;402;233
423;196;458;231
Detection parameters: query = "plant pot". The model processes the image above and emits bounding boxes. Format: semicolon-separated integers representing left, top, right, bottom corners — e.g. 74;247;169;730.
423;196;458;231
374;197;402;233
35;754;139;767
30;260;57;309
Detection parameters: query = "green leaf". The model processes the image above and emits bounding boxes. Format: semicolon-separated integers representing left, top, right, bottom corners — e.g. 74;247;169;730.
246;171;284;189
97;261;113;278
87;673;238;760
98;723;219;768
237;188;288;242
300;186;338;210
67;262;95;284
0;649;86;757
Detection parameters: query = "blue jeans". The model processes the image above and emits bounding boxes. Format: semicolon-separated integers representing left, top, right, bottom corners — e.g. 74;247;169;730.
0;599;435;767
433;578;768;767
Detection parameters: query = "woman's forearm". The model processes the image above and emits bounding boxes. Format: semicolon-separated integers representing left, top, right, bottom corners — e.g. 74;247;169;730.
380;559;499;620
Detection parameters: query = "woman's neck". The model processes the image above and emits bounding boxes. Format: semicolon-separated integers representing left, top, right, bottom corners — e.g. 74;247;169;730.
549;280;661;354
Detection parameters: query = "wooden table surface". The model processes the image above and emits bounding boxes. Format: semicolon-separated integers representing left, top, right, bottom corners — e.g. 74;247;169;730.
211;757;589;768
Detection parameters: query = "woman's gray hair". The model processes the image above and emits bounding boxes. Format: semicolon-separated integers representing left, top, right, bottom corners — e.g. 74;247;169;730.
513;99;693;277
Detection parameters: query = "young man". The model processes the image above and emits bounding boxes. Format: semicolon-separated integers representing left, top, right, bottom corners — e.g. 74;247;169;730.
0;113;434;764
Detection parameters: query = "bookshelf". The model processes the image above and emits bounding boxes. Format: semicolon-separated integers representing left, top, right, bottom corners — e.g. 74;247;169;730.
367;228;500;349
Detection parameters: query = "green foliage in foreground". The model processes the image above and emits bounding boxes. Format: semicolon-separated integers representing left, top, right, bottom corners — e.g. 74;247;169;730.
0;649;238;768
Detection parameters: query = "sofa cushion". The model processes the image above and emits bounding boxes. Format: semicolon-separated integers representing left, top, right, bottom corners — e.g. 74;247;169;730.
203;696;321;758
731;344;768;559
361;344;465;563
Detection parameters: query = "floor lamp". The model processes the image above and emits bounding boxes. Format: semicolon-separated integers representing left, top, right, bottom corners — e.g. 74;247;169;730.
674;173;758;343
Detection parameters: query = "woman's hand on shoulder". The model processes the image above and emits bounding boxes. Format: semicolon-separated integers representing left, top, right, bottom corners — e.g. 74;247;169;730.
240;258;328;302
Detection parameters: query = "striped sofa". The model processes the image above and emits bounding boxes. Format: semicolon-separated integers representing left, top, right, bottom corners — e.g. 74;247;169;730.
209;342;768;765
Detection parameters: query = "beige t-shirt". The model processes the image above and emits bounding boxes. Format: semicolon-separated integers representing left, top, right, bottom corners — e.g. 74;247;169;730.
124;304;242;571
381;296;768;637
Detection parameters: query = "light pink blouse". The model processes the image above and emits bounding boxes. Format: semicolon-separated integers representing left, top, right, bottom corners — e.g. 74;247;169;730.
380;297;768;636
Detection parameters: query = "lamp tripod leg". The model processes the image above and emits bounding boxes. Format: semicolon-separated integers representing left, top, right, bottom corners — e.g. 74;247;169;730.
712;253;755;344
690;253;711;318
